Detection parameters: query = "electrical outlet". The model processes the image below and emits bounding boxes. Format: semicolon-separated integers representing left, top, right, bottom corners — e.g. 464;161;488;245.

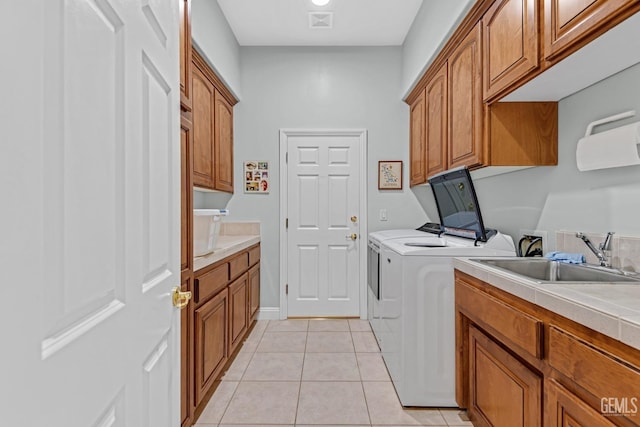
518;229;547;257
379;209;388;221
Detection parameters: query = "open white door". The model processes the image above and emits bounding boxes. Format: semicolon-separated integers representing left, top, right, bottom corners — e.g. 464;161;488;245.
0;1;181;426
280;130;367;318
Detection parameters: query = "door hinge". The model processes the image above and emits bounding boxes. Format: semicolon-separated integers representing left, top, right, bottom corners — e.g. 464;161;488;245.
285;284;288;295
286;218;288;229
286;152;288;163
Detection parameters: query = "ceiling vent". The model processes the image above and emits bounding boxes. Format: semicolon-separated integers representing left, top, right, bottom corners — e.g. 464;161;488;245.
309;12;333;29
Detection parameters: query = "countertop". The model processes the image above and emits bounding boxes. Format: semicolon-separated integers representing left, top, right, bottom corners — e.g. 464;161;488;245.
454;258;640;351
194;234;260;272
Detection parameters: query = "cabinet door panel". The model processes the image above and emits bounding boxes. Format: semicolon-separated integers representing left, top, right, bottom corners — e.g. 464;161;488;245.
249;263;260;322
544;0;638;60
180;115;193;272
545;380;616;427
469;326;542;427
194;288;228;405
228;274;249;355
192;65;215;189
425;64;448;177
483;0;538;100
214;89;234;193
409;89;426;186
448;24;484;169
547;325;640;424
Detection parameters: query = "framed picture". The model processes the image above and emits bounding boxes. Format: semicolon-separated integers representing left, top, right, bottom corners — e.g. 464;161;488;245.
378;160;403;190
244;161;269;193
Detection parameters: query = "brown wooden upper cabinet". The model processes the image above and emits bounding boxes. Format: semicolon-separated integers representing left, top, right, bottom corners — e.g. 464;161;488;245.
214;90;234;193
544;0;638;61
448;24;484;170
179;0;192;111
407;4;563;185
482;0;539;101
408;24;556;187
191;49;237;193
192;62;215;189
409;89;426;186
405;0;640;184
425;64;448;178
408;26;483;187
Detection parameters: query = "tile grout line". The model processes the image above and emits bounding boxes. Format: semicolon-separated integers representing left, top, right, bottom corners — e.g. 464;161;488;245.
293;321;309;426
352;328;374;426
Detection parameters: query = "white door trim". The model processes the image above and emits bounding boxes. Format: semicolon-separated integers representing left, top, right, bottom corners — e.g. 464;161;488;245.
279;129;368;320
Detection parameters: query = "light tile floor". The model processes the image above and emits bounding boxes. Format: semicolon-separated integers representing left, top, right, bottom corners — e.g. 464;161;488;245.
195;319;472;427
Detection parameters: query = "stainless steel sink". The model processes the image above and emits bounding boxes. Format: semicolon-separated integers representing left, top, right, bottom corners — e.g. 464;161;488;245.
476;258;640;283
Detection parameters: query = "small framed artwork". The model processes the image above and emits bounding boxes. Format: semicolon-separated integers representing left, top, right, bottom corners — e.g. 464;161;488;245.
244;161;269;193
378;160;403;190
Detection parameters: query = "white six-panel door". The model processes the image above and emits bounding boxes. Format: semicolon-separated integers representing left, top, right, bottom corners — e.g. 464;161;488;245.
282;130;366;317
0;1;180;426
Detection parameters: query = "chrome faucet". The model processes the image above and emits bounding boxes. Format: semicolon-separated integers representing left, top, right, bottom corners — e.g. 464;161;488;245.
576;232;614;267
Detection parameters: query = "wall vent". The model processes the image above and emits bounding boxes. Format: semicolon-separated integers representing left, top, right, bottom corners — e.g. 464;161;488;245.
309;12;333;29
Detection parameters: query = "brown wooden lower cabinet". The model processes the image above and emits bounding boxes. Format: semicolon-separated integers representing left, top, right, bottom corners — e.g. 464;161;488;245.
545;379;617;427
469;326;541;427
455;270;640;427
189;243;260;425
180;273;192;427
194;286;229;404
228;273;249;355
249;263;260;323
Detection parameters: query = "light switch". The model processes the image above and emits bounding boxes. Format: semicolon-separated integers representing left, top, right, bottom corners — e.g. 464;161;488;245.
379;209;388;221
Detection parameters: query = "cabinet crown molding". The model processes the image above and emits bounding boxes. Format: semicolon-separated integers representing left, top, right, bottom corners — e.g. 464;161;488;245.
192;48;238;106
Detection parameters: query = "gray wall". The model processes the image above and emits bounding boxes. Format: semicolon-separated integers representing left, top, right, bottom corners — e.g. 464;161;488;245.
401;0;474;96
416;62;640;247
191;0;241;97
220;47;428;308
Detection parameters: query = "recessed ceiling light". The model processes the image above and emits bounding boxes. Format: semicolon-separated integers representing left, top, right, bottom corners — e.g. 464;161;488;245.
311;0;331;6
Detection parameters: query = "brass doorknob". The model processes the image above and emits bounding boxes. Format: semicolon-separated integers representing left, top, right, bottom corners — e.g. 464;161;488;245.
172;287;192;309
351;216;358;223
348;233;358;241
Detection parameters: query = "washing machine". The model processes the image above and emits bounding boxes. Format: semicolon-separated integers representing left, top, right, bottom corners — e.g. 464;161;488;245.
378;233;515;407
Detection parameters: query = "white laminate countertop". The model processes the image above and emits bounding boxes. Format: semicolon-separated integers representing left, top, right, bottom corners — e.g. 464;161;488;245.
454;258;640;351
194;235;260;272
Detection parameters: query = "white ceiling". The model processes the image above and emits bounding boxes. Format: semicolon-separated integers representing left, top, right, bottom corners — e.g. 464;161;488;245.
217;0;424;46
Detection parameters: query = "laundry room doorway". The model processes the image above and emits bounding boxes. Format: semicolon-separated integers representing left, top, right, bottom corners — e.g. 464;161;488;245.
279;129;368;319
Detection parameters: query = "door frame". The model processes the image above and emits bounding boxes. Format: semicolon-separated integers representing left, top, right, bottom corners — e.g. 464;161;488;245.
279;129;368;320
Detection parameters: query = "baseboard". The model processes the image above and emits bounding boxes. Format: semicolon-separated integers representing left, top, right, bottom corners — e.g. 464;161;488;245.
257;307;280;320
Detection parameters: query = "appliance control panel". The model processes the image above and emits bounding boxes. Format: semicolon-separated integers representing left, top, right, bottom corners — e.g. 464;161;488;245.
416;222;442;235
